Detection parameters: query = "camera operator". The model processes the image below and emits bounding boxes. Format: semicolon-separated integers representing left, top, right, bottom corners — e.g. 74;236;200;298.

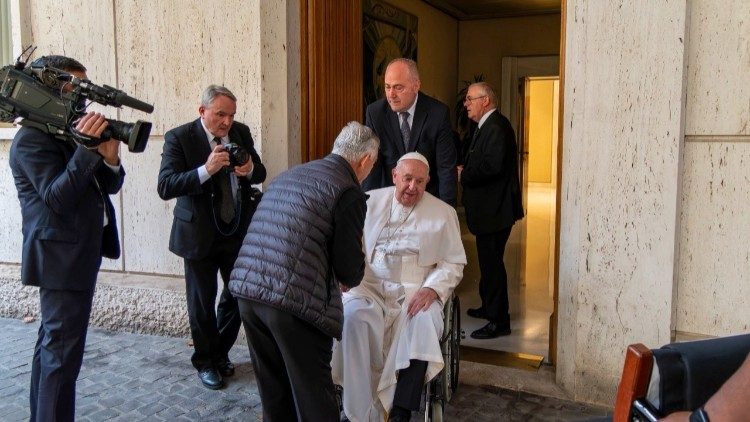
157;85;266;390
8;55;125;422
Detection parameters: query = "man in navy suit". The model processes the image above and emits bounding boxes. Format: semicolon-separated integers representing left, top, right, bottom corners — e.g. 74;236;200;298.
363;58;458;206
158;85;266;389
459;82;524;339
9;55;126;422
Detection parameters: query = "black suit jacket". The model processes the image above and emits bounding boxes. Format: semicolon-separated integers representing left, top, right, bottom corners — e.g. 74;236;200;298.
158;118;266;260
461;110;524;234
9;127;125;291
363;92;457;206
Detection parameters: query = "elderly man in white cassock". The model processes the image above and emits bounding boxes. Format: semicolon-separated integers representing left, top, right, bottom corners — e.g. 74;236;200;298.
332;152;466;422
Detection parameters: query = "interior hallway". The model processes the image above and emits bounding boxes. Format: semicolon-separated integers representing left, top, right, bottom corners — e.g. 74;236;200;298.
456;183;556;361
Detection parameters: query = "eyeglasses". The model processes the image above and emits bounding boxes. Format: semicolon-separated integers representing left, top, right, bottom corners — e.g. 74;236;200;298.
464;95;487;104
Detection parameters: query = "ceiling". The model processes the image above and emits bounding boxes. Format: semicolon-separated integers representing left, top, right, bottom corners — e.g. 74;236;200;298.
421;0;561;20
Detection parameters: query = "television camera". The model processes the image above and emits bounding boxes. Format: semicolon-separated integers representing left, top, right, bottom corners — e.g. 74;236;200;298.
0;48;153;152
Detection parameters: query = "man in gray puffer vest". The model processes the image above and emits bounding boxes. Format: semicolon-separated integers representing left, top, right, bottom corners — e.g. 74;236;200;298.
229;121;379;421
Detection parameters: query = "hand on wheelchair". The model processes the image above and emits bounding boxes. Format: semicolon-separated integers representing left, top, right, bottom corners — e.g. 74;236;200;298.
407;287;438;317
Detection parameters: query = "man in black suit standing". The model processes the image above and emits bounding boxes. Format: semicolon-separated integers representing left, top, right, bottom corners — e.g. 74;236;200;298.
363;58;458;206
158;85;266;389
9;55;126;422
459;82;524;339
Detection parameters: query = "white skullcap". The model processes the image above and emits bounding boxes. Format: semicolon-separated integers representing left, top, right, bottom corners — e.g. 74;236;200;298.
397;152;430;172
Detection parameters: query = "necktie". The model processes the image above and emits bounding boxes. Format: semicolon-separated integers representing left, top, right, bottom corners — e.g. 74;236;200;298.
213;137;235;223
399;111;411;151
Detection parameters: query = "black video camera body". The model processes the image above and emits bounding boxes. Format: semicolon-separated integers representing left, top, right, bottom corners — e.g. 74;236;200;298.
0;50;153;152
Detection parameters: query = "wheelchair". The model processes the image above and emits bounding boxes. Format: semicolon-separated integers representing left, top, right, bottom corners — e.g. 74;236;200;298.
335;295;463;421
423;294;462;422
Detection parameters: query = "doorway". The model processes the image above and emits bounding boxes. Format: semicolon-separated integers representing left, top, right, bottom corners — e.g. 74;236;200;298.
456;63;560;365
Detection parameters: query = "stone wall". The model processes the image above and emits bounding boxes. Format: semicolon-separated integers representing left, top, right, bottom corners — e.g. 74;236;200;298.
557;0;688;404
675;0;750;336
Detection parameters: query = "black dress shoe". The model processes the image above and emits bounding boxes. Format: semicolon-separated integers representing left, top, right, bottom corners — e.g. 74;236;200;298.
217;360;235;377
467;307;487;319
198;368;224;390
470;322;511;339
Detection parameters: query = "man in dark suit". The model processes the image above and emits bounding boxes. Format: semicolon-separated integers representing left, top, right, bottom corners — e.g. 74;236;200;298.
363;58;458;206
158;85;266;389
9;55;126;422
459;82;524;339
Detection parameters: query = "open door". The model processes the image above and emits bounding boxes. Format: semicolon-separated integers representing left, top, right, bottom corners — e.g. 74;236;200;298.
520;76;559;363
516;77;531;286
300;0;363;162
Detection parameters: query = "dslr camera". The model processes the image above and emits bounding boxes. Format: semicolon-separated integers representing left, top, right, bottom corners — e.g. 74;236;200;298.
0;48;153;152
223;143;249;168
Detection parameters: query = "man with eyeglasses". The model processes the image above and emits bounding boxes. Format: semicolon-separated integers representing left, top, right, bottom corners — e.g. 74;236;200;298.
459;82;523;339
363;58;458;206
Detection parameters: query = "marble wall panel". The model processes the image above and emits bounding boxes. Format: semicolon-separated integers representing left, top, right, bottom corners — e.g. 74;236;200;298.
685;0;750;136
114;0;262;139
26;0;116;88
120;138;182;276
677;141;750;334
257;0;292;181
558;0;688;404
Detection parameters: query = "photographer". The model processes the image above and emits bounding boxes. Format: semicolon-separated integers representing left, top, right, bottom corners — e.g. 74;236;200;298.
157;85;266;390
8;55;125;422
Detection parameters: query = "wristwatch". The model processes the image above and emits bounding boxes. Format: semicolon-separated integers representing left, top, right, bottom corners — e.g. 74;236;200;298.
689;407;710;422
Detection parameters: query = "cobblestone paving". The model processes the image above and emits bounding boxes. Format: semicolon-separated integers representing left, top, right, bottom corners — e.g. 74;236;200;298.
0;317;610;421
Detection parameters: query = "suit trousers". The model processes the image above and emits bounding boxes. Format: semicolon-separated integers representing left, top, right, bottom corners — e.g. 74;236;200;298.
393;359;429;411
184;236;242;370
475;226;513;326
238;299;339;422
30;287;96;422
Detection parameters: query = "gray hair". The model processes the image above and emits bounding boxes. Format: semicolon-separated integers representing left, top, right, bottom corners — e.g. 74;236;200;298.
201;85;237;107
469;82;497;107
387;58;420;82
332;122;380;163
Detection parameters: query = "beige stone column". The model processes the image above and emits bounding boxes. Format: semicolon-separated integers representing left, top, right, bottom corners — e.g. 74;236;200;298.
255;0;301;180
557;1;689;404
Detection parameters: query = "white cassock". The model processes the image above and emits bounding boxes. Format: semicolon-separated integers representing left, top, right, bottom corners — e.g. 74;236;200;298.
331;187;466;422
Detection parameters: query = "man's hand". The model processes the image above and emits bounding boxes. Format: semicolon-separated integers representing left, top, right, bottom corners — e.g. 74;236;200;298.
407;287;438;317
205;145;230;176
233;157;254;178
75;112;120;165
75;112;108;139
97;139;120;166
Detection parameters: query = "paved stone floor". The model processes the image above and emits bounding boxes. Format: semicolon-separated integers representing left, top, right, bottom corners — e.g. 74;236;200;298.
0;317;610;421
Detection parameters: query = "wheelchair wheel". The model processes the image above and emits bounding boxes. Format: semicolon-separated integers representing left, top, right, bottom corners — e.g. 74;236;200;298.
441;295;461;402
449;296;460;395
427;400;443;422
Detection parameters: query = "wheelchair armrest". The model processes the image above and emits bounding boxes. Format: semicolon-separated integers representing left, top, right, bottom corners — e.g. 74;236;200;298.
614;334;750;421
656;333;750;412
613;344;653;422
